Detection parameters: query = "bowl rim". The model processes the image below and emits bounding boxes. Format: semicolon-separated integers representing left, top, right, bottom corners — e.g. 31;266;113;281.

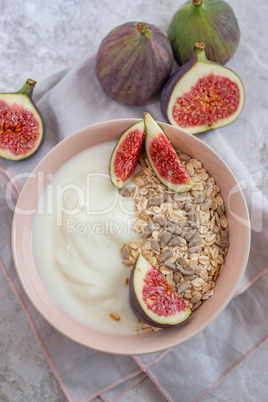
11;118;251;355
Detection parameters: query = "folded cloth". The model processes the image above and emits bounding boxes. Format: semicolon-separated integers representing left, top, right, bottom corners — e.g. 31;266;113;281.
1;50;268;402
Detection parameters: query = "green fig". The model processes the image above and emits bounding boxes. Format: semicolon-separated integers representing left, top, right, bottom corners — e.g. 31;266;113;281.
168;0;240;66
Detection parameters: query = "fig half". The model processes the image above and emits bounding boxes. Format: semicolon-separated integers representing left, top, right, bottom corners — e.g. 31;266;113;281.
109;120;145;189
0;79;44;161
144;112;193;192
129;254;192;328
161;43;245;134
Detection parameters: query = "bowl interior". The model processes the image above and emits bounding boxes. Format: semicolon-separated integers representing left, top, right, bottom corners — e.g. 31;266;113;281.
12;119;250;355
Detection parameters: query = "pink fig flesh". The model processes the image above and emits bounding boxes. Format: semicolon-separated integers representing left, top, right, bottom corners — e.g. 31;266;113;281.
144;112;193;192
110;120;145;189
129;254;192;328
0;79;44;161
161;43;245;134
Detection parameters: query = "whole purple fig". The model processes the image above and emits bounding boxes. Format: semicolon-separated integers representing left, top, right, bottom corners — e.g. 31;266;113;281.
96;22;174;106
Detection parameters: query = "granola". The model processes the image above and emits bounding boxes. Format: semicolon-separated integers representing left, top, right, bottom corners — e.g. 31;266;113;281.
120;151;229;317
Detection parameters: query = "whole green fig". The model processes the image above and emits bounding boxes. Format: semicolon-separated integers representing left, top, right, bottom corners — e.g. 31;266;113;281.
168;0;240;66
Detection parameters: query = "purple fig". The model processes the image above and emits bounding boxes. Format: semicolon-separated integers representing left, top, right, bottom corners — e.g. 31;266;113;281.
96;22;174;105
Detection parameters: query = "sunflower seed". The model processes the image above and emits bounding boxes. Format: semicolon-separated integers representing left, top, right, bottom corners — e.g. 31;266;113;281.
166;222;182;235
188;221;199;230
185;228;197;240
163;260;177;270
148;219;160;231
177;257;187;267
168;236;182;247
148;238;160;253
154;214;167;227
173;273;183;282
122;259;135;266
184;274;198;281
201;200;212;212
173;192;188;200
161;231;173;247
212;225;221;234
177;202;186;210
216;240;230;248
192;300;202;311
120;244;130;260
180;226;189;238
188;245;201;254
185;202;194;212
161;248;173;262
119;188;130;197
195;193;207;203
188;210;197;222
149;196;164;206
188;233;202;247
164;192;174;202
212;244;225;255
140;228;152;239
177;281;190;294
176;264;194;276
220;230;229;242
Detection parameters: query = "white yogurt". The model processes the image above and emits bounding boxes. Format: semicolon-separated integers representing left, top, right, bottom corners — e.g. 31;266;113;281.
32;141;141;334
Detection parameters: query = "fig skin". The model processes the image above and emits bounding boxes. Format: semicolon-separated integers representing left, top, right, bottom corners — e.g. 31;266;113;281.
0;79;45;161
129;253;192;328
160;43;245;134
168;0;240;66
96;22;174;106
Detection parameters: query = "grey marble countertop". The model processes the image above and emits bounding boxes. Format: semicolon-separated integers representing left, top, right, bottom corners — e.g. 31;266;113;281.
0;1;267;401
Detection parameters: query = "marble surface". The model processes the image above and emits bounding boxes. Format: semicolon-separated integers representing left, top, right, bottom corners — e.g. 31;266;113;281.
0;0;268;401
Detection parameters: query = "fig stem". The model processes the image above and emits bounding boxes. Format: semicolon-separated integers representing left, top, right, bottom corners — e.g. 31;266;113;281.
194;43;208;62
193;0;203;6
135;22;151;37
18;78;37;97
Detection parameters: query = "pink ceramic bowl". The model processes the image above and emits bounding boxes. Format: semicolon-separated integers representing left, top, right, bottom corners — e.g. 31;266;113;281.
12;119;250;355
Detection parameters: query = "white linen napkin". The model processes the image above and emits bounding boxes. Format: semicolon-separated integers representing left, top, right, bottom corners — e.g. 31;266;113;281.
1;47;268;402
